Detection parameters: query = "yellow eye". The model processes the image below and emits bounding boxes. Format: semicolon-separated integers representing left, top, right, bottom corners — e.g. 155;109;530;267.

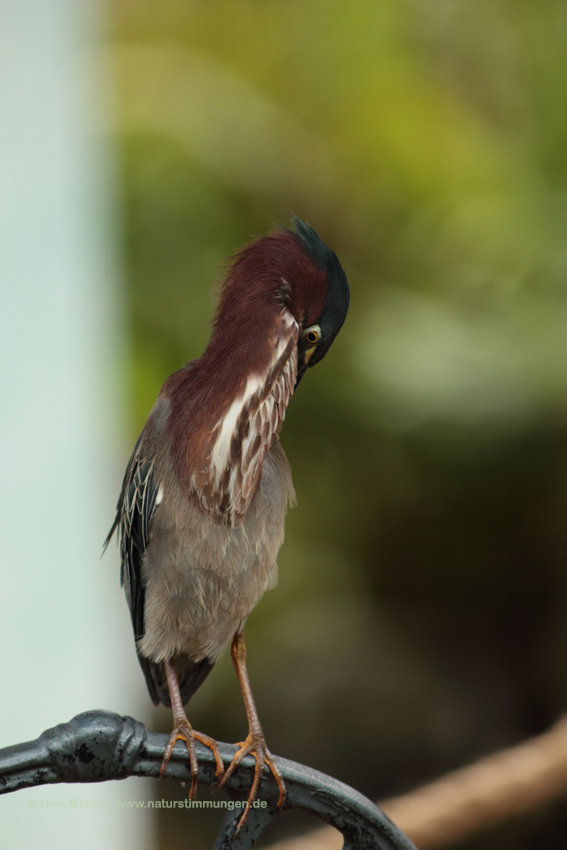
304;326;320;346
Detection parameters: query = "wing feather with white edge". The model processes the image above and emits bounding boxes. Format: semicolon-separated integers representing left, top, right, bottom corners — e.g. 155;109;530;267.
104;440;160;643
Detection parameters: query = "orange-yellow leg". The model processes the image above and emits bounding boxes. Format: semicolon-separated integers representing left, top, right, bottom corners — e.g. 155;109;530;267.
159;658;223;799
217;633;286;832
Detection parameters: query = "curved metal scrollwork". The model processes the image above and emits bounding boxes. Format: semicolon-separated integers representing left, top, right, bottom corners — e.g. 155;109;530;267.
0;711;416;850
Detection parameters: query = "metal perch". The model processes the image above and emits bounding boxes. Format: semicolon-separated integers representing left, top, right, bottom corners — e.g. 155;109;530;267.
0;710;416;850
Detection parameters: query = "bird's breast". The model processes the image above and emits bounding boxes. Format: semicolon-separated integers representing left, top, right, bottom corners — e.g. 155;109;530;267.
138;438;294;664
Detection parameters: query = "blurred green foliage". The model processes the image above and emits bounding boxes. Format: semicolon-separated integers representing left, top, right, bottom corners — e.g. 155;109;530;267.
110;1;567;847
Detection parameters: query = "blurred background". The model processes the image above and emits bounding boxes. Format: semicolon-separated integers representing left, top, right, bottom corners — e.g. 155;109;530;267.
4;0;567;848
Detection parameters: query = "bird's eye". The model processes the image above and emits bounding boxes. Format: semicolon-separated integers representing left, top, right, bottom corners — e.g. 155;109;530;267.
304;326;320;346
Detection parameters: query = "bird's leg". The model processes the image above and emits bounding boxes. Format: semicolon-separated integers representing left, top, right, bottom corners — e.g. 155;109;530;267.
217;632;286;831
159;657;223;798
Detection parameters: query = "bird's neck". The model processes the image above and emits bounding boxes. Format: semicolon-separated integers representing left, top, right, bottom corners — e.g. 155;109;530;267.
165;304;298;523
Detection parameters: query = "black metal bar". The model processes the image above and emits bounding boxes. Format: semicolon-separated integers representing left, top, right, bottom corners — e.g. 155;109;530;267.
0;711;416;850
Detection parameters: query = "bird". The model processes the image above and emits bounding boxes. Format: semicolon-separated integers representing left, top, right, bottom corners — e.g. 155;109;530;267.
105;216;350;828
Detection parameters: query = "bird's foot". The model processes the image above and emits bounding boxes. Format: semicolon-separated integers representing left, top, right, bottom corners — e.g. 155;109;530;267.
216;730;286;832
159;719;223;799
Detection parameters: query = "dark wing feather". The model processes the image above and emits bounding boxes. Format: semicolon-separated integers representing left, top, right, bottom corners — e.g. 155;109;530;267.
105;440;162;703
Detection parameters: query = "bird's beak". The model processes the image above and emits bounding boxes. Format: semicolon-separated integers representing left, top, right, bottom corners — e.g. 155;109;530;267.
294;360;309;391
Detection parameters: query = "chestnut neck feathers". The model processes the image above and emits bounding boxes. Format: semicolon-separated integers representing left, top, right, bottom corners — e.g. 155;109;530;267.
159;227;331;525
164;229;327;429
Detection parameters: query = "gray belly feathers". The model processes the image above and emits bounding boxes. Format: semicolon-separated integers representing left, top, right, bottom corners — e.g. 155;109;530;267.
139;438;295;665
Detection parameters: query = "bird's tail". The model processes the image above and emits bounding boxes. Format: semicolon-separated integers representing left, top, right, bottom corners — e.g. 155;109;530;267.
138;654;215;708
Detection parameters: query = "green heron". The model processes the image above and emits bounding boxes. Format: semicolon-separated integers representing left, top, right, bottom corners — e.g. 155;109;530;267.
106;217;349;829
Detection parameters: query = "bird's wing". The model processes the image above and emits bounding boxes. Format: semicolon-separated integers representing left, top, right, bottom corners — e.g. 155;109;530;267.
106;399;214;707
195;308;298;525
105;439;160;643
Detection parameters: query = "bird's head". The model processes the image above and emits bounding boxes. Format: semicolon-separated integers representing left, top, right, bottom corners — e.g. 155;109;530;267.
285;216;350;386
210;216;350;389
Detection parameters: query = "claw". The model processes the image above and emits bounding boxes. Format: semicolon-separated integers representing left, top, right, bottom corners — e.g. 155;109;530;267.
217;732;286;832
159;721;224;800
193;730;224;778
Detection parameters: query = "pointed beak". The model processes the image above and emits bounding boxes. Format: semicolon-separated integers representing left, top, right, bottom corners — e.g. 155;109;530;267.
294;360;309;391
